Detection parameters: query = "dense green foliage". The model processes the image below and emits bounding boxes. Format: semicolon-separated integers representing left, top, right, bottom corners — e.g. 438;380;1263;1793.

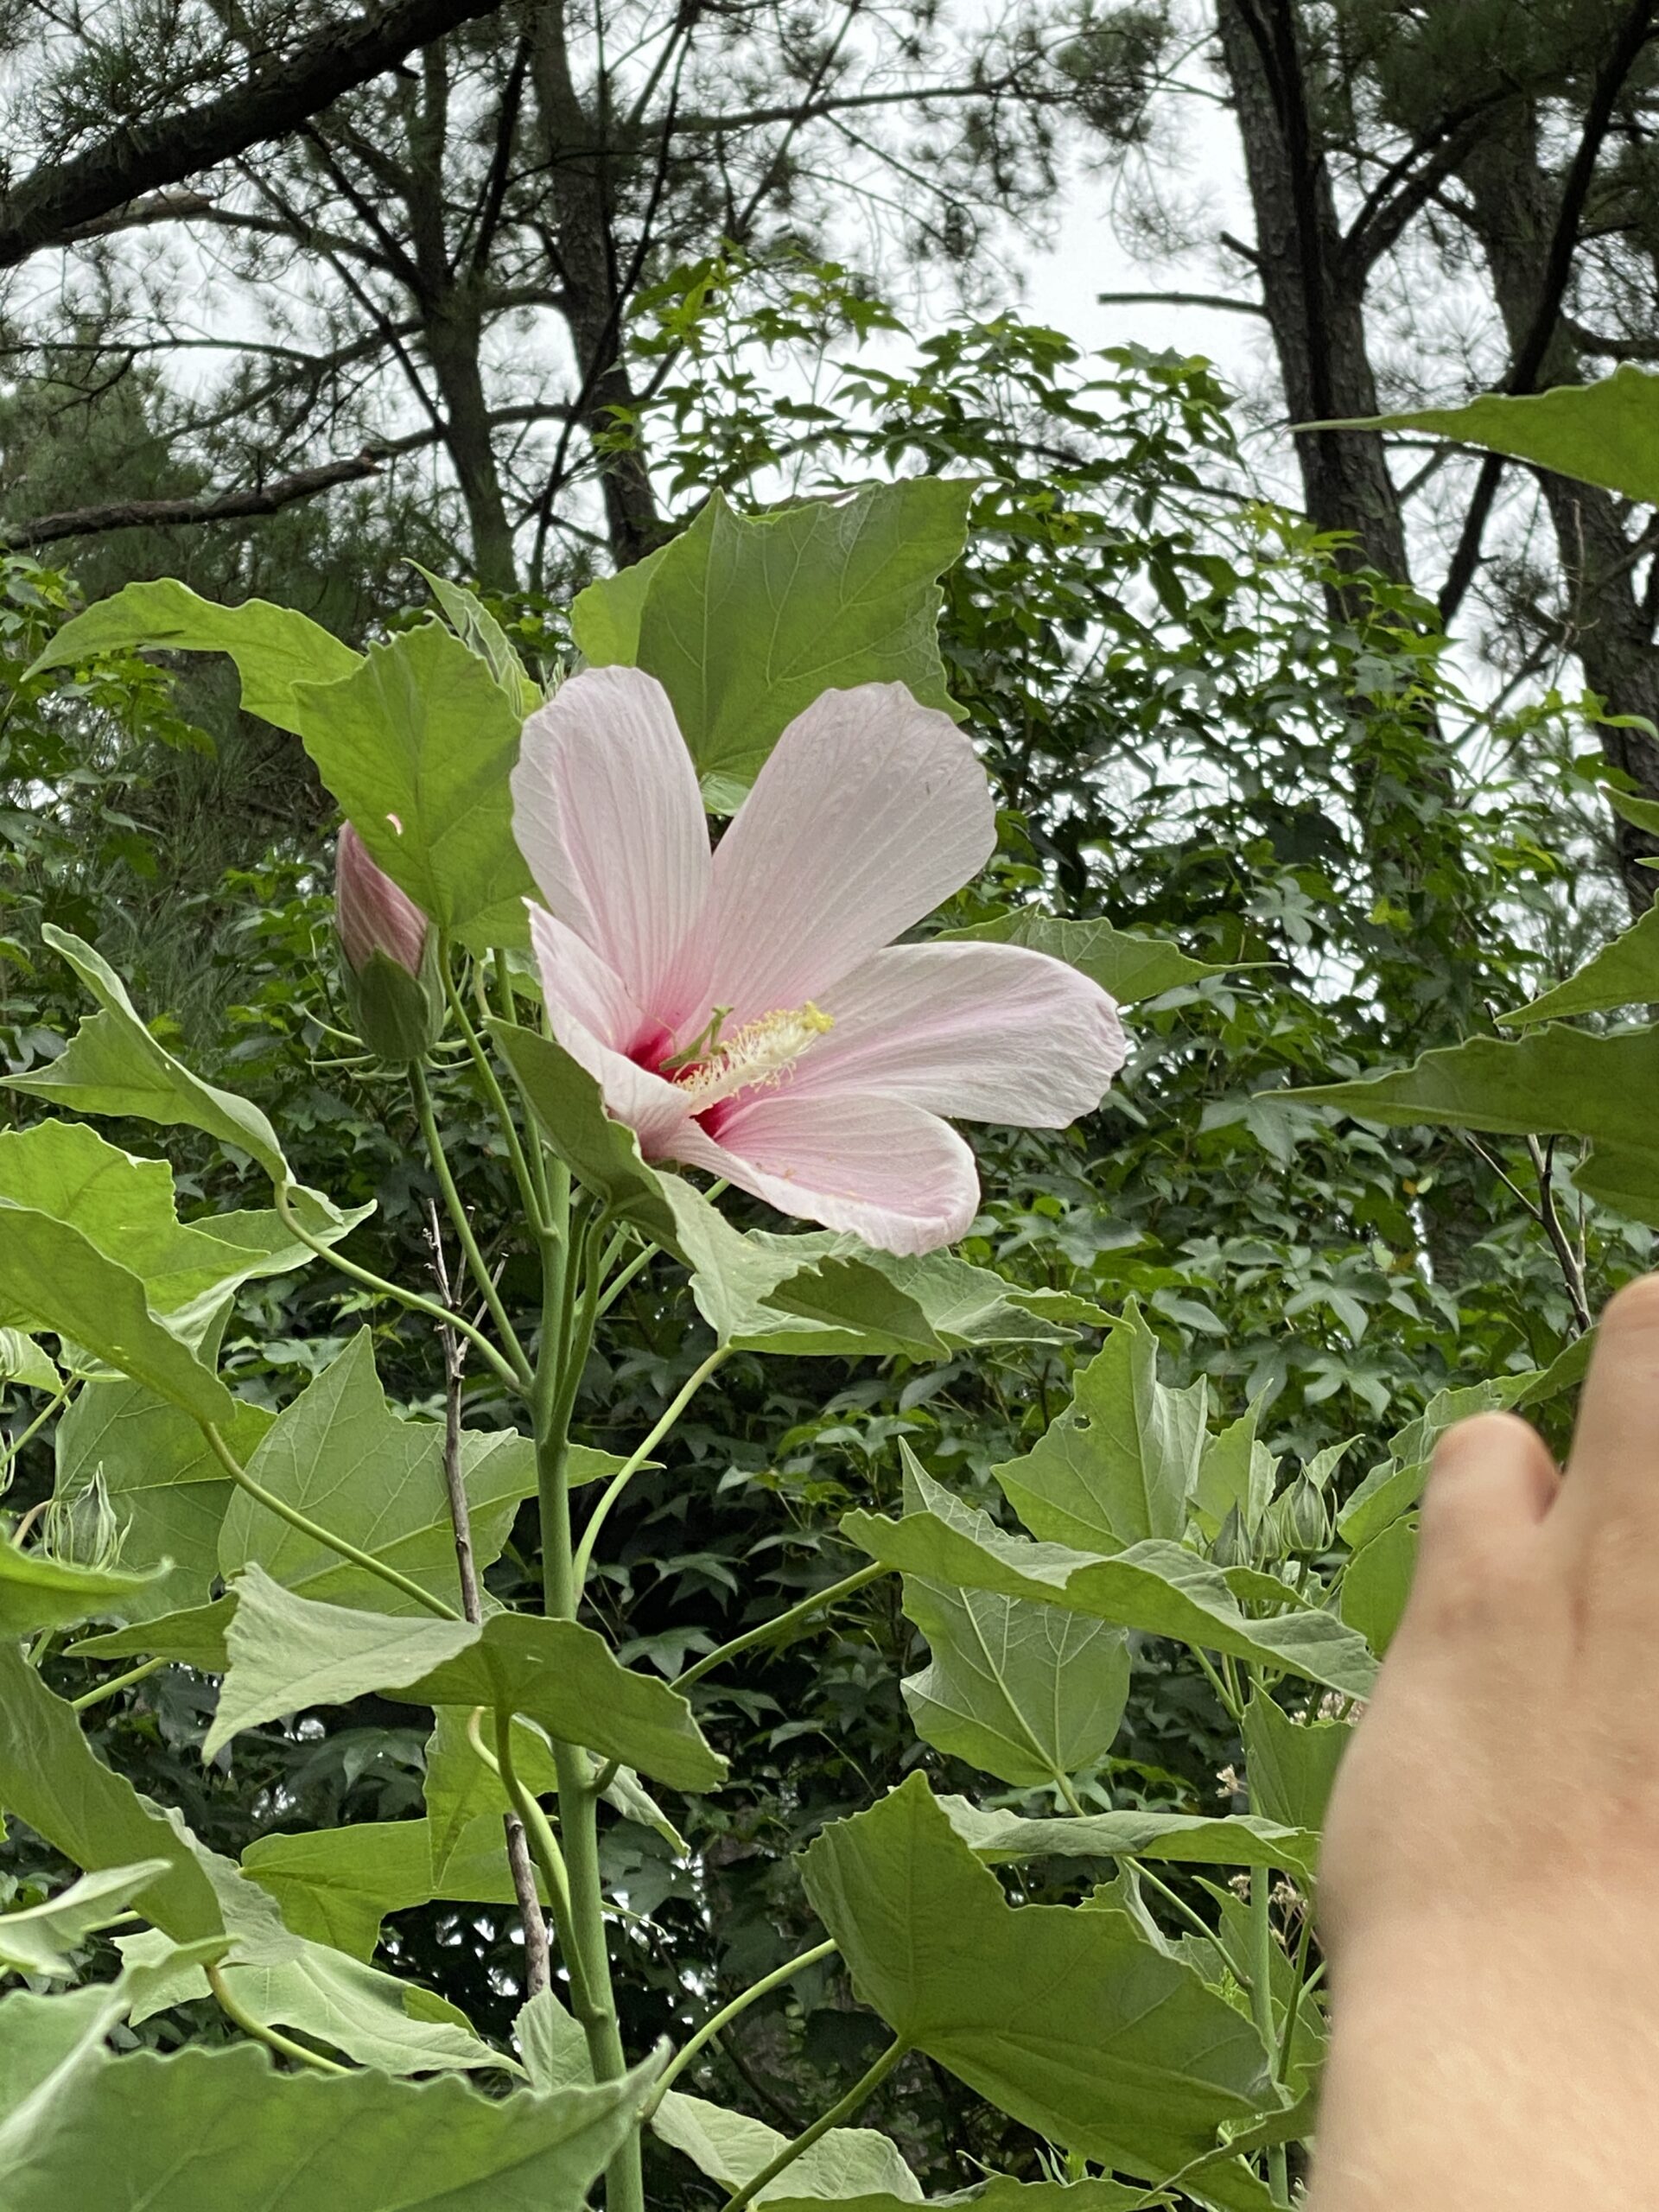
2;291;1656;2209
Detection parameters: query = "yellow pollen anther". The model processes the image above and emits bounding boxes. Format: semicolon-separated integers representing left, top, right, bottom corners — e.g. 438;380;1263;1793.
672;1002;834;1110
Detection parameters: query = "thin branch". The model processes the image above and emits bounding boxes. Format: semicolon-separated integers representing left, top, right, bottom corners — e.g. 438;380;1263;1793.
1439;0;1659;626
1527;1135;1594;1336
2;452;383;546
1096;288;1266;318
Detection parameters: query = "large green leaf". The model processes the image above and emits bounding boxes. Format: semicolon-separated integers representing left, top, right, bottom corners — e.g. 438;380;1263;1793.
291;621;536;948
902;1582;1129;1789
0;1205;233;1424
993;1305;1205;1551
0;1861;174;1978
413;565;543;715
938;912;1230;1005
9;927;291;1184
1192;1399;1276;1546
572;482;972;803
1240;1693;1351;1833
799;1776;1277;2177
1339;1517;1417;1656
1503;902;1659;1027
652;2088;921;2202
0;1121;312;1319
0;1532;161;1637
0;1642;222;1940
1351;365;1659;505
842;1493;1376;1699
664;1184;1072;1359
208;1567;727;1791
23;578;360;734
241;1813;543;1961
937;1796;1319;1886
70;1593;234;1669
900;1454;1128;1788
1289;1023;1659;1143
55;1374;274;1619
218;1330;537;1613
0;1986;653;2209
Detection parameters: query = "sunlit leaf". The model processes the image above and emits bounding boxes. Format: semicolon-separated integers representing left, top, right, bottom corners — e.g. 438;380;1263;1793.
0;1641;222;1941
1349;365;1659;505
291;621;536;949
937;1796;1319;1886
24;579;359;734
207;1567;727;1792
572;482;972;802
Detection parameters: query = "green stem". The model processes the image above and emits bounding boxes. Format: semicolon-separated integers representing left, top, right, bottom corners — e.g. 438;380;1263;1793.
200;1422;461;1621
273;1181;521;1395
440;941;548;1240
71;1656;168;1712
478;1708;578;1941
595;1235;656;1318
1193;1645;1243;1725
1249;1866;1291;2205
532;1198;641;2212
677;1563;890;1691
1138;1863;1237;1970
0;1376;74;1474
720;2037;910;2212
207;1961;349;2075
644;1939;837;2119
572;1347;732;1593
410;1059;532;1384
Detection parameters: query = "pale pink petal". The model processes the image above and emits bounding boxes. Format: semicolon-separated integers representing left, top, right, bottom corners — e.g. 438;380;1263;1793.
512;667;711;1018
665;1091;981;1255
790;942;1128;1125
528;907;688;1155
702;684;995;1025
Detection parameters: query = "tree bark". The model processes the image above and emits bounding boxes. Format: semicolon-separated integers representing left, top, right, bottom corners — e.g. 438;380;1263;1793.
1215;0;1412;594
1458;110;1659;912
526;0;661;568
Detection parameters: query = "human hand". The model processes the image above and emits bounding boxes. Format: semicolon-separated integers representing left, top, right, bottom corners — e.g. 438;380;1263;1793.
1309;1277;1659;2209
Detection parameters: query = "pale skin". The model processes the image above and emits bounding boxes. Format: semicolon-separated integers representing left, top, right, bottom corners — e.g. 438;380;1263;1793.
1308;1273;1659;2209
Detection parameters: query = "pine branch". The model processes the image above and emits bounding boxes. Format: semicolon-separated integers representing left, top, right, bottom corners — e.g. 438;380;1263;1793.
0;0;508;269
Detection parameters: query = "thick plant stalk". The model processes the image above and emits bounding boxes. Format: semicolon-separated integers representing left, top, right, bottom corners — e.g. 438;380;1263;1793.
535;1179;645;2212
427;1211;550;1998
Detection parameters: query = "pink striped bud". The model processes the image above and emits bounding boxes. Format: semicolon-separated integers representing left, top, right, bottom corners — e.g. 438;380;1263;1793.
336;823;429;977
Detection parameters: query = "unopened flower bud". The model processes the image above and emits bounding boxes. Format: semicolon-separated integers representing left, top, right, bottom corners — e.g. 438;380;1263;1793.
334;824;443;1065
1211;1502;1251;1568
1280;1473;1332;1556
43;1471;125;1573
336;823;428;978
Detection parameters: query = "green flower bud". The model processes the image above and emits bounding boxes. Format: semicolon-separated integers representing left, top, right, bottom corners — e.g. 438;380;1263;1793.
335;825;443;1065
43;1471;125;1573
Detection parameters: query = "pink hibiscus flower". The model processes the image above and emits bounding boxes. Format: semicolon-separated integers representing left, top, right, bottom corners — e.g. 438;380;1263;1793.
509;667;1128;1255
